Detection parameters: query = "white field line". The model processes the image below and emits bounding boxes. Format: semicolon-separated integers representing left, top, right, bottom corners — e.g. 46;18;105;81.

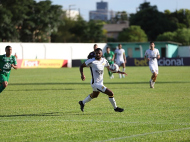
0;119;190;126
96;127;190;142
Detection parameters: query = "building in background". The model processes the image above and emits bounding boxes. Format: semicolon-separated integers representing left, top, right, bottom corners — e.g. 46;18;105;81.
65;10;80;20
103;22;129;39
89;1;108;21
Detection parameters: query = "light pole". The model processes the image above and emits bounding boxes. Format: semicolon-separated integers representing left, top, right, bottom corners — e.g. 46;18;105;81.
69;4;76;19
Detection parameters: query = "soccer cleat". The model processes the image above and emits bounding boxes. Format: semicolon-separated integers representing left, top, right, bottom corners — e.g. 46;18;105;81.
79;101;84;112
114;107;124;112
122;74;125;78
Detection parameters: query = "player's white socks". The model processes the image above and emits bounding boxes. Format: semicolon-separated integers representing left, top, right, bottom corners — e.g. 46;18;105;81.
83;95;92;104
119;74;122;78
122;68;125;78
152;82;155;86
109;97;117;109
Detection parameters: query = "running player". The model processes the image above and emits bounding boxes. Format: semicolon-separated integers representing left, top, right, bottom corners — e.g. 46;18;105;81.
144;41;160;88
104;47;115;79
79;48;127;112
113;44;126;78
0;46;17;94
87;44;98;59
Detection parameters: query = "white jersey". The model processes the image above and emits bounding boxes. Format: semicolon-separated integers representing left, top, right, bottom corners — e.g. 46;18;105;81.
85;58;109;84
145;48;160;66
114;48;125;62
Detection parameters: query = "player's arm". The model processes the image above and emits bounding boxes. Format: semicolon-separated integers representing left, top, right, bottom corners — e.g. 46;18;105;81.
117;70;127;76
112;54;115;61
12;56;18;69
144;52;150;61
79;63;87;81
107;66;127;76
11;64;17;69
123;53;126;63
113;53;116;62
157;54;160;59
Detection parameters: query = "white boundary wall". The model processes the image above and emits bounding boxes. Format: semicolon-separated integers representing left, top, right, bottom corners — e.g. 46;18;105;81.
0;43;107;67
178;46;190;57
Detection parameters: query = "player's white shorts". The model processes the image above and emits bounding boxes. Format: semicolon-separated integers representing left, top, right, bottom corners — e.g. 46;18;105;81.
91;83;107;92
149;64;158;74
115;60;125;67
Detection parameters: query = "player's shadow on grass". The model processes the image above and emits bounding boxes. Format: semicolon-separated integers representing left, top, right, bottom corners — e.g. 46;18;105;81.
9;81;190;86
6;88;75;91
0;112;64;117
0;111;113;117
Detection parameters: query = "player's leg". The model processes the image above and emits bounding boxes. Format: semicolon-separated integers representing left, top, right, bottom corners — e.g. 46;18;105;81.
104;88;124;112
152;72;158;88
150;65;158;88
149;65;154;88
79;83;101;112
115;61;122;78
0;74;8;93
121;62;126;78
107;68;112;79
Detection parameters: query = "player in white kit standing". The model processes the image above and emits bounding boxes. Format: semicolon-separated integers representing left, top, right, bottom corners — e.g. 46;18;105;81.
144;41;160;88
113;44;126;78
79;48;127;112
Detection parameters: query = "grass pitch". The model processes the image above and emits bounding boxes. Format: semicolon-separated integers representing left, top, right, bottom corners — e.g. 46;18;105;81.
0;67;190;142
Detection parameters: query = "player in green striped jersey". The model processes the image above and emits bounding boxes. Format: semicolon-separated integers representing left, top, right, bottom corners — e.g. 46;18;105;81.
104;47;115;79
0;46;17;94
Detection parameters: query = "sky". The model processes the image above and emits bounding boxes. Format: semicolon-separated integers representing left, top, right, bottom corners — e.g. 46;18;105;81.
38;0;190;21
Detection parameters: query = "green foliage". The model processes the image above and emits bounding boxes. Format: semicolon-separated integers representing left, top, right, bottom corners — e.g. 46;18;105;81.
130;2;177;41
52;17;106;43
0;0;63;42
157;32;176;41
157;28;190;45
174;28;190;45
118;25;148;42
0;67;190;141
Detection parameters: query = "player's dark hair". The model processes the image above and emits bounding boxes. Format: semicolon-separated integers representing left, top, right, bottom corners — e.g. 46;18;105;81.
106;47;110;49
95;48;102;52
94;44;97;48
150;41;154;44
5;45;11;50
118;44;121;46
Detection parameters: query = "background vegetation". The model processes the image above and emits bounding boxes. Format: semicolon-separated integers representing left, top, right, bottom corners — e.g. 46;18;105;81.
0;0;190;45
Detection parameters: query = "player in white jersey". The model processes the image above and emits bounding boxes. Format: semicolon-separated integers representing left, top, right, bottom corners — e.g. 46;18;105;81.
113;44;126;78
79;48;127;112
144;41;160;88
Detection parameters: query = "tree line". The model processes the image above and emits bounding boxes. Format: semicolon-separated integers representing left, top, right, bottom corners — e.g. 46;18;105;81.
0;0;190;45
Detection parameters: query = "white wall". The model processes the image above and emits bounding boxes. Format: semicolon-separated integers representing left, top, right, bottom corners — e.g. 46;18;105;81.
0;43;107;67
178;46;190;57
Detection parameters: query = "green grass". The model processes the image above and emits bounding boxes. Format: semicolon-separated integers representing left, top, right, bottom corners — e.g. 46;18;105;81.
0;67;190;142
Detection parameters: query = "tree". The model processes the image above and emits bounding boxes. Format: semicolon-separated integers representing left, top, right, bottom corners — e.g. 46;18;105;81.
156;32;176;41
156;28;190;45
174;28;190;45
52;16;106;43
118;25;148;42
130;2;177;41
0;6;17;41
0;0;63;42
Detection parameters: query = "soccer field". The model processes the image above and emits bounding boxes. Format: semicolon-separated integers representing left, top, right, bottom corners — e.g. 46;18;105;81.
0;67;190;142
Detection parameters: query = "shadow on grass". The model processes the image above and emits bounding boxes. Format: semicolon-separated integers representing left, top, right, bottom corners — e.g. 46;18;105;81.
8;81;190;86
0;111;113;117
6;88;75;91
